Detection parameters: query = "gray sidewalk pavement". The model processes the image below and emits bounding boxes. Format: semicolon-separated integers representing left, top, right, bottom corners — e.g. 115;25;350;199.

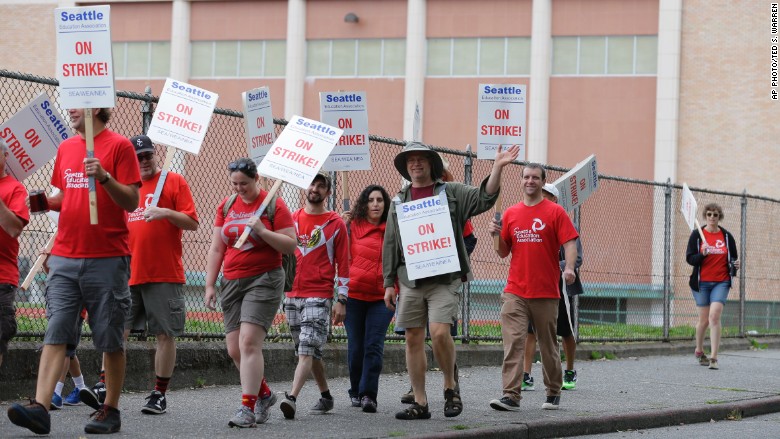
1;346;779;438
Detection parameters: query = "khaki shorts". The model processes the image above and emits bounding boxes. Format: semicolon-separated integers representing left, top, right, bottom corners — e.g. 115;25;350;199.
127;283;185;336
396;279;461;329
221;268;284;334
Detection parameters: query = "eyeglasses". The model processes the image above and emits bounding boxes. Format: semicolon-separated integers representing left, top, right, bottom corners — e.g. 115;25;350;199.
706;212;720;218
137;152;154;162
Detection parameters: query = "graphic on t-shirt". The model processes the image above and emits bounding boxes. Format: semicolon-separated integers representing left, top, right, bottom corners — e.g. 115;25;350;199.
63;168;88;189
531;218;546;232
128;193;154;223
701;240;726;254
513;218;546;243
222;211;264;252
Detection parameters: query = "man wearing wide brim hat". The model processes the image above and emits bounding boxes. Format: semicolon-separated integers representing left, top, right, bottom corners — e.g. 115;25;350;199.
383;141;519;420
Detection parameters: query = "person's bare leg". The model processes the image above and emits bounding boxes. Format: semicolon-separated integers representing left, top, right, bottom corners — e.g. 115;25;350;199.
709;302;725;359
562;335;576;370
35;344;67;407
695;306;710;354
290;355;313;397
103;350;126;409
405;327;427;405
155;333;176;378
238;323;266;395
311;358;329;393
429;322;456;390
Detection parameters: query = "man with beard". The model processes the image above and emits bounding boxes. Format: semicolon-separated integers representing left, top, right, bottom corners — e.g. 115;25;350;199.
279;172;349;419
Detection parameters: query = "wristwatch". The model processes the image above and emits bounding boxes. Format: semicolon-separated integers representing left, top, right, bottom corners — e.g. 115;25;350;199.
99;172;111;185
337;296;347;305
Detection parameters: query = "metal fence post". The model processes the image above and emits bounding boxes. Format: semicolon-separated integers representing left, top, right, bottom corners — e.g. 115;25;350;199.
141;85;153;134
663;179;672;341
739;189;747;336
462;145;473;343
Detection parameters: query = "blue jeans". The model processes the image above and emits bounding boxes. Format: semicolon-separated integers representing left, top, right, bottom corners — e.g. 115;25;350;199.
692;281;730;306
345;297;394;400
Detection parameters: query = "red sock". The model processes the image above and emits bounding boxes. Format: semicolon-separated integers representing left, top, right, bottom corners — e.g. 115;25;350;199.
242;394;258;410
155;376;171;394
259;377;271;399
99;370;106;384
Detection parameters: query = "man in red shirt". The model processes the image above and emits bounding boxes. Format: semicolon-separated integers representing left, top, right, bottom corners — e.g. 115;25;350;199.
7;108;140;435
0;139;29;368
279;172;349;419
123;135;198;414
488;163;578;412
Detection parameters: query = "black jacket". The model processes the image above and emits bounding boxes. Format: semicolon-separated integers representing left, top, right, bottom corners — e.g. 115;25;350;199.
685;226;738;292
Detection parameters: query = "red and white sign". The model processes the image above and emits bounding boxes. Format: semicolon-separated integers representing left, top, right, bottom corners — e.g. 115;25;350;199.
0;92;70;181
147;78;219;155
680;183;698;231
54;5;115;109
396;192;459;280
319;91;370;171
242;86;275;165
553;154;599;212
256;115;343;189
477;84;526;160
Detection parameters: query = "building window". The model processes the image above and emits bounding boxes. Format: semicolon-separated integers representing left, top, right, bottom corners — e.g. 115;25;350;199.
305;39;406;77
552;35;658;76
190;40;287;78
113;42;170;79
426;37;531;77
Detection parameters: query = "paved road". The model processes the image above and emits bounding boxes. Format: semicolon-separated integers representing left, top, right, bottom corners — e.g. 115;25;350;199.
1;349;779;438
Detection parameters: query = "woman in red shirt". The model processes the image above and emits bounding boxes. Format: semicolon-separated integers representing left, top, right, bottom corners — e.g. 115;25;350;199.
342;185;394;413
685;203;740;370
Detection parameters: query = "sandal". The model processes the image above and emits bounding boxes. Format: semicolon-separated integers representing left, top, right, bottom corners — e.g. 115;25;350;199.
443;388;463;418
395;403;431;420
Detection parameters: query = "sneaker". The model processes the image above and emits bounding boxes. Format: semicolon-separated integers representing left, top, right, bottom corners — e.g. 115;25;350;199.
50;392;63;410
542;395;560;410
254;393;277;424
84;405;122;434
310;396;334;414
7;400;51;435
490;396;520;412
350;393;361;407
63;387;82;406
401;387;415;404
227;405;256;428
280;393;297;419
361;396;377;413
709;358;719;370
80;382;106;410
521;372;535;391
562;370;578;390
695;351;709;366
141;390;167;414
395;402;431;420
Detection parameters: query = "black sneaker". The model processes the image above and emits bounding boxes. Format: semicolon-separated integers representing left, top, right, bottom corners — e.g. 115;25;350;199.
395;403;431;420
280;393;296;420
80;382;106;410
84;405;122;434
490;396;520;412
360;396;377;413
141;390;167;414
542;395;560;410
400;387;415;404
522;372;535;391
7;400;51;435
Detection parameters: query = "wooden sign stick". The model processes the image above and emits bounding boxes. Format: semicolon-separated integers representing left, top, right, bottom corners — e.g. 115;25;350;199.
492;192;503;251
20;232;57;291
694;218;708;246
233;179;283;249
149;147;177;208
85;109;98;224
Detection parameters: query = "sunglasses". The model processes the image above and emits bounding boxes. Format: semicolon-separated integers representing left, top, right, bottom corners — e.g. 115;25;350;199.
137;152;154;162
706;212;720;218
228;161;253;172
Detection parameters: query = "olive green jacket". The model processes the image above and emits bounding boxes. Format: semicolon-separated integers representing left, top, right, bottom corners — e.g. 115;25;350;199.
382;176;499;288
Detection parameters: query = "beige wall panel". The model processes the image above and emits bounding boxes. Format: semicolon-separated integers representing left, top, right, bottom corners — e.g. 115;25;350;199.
109;2;172;41
552;0;659;36
1;4;57;77
427;0;532;38
191;0;287;40
306;0;407;39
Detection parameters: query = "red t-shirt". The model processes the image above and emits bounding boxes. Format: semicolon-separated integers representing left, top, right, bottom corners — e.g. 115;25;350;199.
214;191;294;281
128;171;198;286
501;199;579;299
288;210;350;299
0;174;30;285
699;228;729;282
50;129;141;258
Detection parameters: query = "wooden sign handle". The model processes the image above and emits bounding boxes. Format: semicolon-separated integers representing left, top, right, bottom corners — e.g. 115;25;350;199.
233;179;283;249
694;218;708;247
20;232;57;291
85;109;98;224
341;171;350;212
492;191;503;251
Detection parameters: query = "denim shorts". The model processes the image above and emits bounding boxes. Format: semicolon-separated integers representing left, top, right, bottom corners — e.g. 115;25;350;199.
692;281;730;306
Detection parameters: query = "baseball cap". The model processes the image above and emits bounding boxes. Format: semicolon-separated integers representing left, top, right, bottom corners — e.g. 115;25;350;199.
130;135;154;154
311;171;332;191
542;183;560;199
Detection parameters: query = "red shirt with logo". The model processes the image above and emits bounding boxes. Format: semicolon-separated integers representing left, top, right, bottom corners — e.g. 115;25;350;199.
0;174;30;285
128;171;198;286
214;191;294;281
501;199;579;299
50;129;141;258
699;228;729;282
288;210;349;299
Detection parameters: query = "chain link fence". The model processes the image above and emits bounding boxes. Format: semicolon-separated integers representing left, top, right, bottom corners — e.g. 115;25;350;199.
4;69;779;344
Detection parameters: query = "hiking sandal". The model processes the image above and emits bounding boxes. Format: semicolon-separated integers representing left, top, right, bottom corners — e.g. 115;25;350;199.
443;388;463;417
395;403;431;420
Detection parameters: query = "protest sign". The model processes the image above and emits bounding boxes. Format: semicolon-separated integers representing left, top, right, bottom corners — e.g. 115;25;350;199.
477;84;526;160
319;91;370;171
553;154;599;212
396;192;459;280
681;182;708;244
147;78;219;155
0;92;70;181
256;115;343;190
54;5;115;109
242;86;276;165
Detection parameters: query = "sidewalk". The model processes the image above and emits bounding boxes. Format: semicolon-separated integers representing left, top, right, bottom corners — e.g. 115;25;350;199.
1;344;779;438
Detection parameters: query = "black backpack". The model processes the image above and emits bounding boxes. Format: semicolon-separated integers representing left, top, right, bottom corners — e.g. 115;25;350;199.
222;194;297;292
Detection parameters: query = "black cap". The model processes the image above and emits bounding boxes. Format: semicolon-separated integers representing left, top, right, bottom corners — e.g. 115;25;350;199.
130;135;154;154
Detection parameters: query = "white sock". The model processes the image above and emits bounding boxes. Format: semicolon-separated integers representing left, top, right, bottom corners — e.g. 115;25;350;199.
54;381;65;396
73;374;85;390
